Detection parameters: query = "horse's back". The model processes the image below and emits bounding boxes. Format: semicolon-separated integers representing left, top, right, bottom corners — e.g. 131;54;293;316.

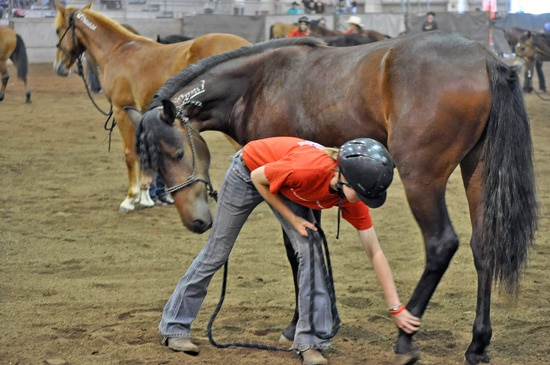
186;33;250;63
238;33;495;160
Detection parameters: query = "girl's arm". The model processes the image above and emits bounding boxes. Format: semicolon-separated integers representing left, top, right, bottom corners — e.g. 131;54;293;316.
250;166;317;236
357;227;421;334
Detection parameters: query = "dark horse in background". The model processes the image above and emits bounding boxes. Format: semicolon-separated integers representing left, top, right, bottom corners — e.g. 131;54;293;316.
497;26;545;93
515;30;550;93
0;26;31;103
129;34;538;364
157;34;194;44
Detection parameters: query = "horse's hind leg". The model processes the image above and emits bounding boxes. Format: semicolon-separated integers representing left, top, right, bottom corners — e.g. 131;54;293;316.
522;59;534;93
0;67;8;101
535;60;546;92
461;146;492;365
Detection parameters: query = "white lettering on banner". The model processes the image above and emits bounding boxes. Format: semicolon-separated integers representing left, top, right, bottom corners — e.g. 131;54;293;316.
76;13;98;31
174;80;206;107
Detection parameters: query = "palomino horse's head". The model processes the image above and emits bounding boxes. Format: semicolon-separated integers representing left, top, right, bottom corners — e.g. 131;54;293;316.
53;0;92;76
127;101;215;233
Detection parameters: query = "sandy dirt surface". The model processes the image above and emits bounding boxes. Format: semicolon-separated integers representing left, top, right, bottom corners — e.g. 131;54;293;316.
1;63;549;365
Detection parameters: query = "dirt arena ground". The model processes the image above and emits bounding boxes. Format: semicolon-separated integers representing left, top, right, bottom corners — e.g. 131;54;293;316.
1;62;549;365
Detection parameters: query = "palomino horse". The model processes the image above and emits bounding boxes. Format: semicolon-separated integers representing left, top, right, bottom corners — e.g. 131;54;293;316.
86;23;141;94
52;0;250;222
515;30;549;93
129;34;538;364
0;26;31;103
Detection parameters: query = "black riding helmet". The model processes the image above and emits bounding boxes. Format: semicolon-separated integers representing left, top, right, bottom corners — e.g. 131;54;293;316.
298;16;311;24
337;138;394;208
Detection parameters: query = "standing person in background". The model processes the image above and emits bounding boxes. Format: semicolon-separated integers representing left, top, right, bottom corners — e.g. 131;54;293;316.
287;1;302;14
287;16;311;37
422;11;438;31
233;0;244;15
534;22;550;93
149;175;174;206
345;15;363;34
314;0;324;14
349;1;357;13
302;0;315;14
157;136;421;365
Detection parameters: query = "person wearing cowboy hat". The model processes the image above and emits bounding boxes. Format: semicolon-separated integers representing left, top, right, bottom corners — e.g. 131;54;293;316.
345;15;363;34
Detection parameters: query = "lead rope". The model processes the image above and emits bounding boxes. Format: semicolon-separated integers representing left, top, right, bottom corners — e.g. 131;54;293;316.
307;226;341;340
207;225;339;352
63;10;115;151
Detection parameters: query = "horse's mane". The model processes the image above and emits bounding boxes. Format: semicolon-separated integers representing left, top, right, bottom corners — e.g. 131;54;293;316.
149;37;326;109
55;4;146;40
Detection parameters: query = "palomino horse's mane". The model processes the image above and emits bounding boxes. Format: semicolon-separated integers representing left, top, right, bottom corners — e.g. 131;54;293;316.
149;37;326;110
54;4;148;41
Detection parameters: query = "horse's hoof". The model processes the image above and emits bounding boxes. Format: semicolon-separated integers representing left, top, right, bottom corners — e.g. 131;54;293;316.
137;190;155;209
464;352;490;364
382;352;419;365
119;200;136;212
279;334;293;344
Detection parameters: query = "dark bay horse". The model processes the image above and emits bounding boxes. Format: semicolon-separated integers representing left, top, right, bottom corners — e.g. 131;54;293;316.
157;34;194;44
0;26;31;103
515;30;549;93
129;34;538;364
53;0;250;222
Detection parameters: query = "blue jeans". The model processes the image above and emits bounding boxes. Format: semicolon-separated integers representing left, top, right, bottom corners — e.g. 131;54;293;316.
149;175;168;200
159;151;334;351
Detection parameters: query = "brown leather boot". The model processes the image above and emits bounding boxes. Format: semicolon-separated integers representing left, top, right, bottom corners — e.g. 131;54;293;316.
167;337;200;356
300;349;328;365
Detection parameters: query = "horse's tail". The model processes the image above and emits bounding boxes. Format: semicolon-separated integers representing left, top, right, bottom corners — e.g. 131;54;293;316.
10;34;29;82
482;60;538;295
269;24;275;39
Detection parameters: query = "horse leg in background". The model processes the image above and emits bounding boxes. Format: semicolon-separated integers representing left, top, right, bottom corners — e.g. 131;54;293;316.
0;66;8;101
279;209;323;342
522;58;534;93
119;107;155;211
535;60;546;92
85;53;102;93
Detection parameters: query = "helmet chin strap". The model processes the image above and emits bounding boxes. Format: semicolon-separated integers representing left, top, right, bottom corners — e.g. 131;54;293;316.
335;172;344;239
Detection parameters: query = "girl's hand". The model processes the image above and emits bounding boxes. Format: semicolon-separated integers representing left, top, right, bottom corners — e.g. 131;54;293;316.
291;216;317;237
392;309;421;334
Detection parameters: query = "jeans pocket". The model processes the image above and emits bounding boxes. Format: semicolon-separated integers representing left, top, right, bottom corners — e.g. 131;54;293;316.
233;164;252;182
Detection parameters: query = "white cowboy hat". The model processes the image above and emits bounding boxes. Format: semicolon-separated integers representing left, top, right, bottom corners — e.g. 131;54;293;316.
346;15;363;27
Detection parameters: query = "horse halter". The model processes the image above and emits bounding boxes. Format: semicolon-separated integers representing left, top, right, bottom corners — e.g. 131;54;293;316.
164;109;218;201
55;10;82;64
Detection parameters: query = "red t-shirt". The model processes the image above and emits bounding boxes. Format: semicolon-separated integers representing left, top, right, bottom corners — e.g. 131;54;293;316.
286;29;309;38
242;137;373;230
